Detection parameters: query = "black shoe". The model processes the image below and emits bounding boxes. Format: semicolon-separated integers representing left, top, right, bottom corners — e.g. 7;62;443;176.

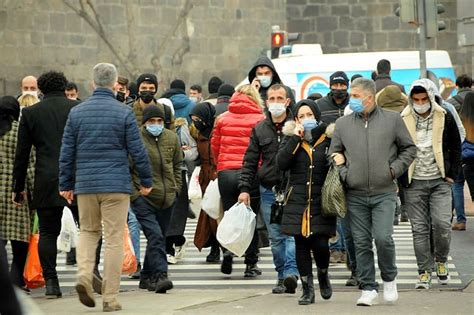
221;255;233;275
155;273;174;294
139;278;150;290
272;279;286;294
400;213;409;222
244;264;262;278
317;268;332;300
147;277;157;292
298;275;315;305
129;263;141;279
393;215;399;226
45;278;62;299
92;268;102;295
283;274;298;294
66;248;77;265
345;269;359;287
206;246;220;263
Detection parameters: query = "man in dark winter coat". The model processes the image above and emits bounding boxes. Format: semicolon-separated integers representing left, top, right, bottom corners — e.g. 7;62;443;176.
12;71;78;299
374;59;405;93
248;56;295;107
447;74;472;112
316;71;350;124
239;84;299;295
329;78;416;307
214;84;235;117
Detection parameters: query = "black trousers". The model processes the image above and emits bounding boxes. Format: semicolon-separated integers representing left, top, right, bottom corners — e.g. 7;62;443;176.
464;161;474;201
0;240;29;287
37;206;101;280
294;234;330;277
0;244;21;315
218;170;259;265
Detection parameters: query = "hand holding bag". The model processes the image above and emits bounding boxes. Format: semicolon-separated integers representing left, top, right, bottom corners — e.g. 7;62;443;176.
216;202;256;257
321;164;347;218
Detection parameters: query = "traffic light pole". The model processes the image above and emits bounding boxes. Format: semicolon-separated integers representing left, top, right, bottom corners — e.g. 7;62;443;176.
417;0;428;78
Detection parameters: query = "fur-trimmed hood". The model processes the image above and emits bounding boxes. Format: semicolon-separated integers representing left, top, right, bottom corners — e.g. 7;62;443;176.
282;120;335;138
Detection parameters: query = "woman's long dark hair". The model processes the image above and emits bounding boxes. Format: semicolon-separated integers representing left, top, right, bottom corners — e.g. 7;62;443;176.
460;91;474;142
0;96;20;138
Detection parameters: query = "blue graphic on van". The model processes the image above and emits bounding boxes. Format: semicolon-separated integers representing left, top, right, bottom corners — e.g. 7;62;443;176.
297;68;456;100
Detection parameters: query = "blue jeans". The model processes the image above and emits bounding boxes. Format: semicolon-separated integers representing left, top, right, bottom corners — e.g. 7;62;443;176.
131;196;171;279
329;220;345;251
128;207;141;263
452;171;466;223
341;213;357;271
347;192;398;291
260;186;298;279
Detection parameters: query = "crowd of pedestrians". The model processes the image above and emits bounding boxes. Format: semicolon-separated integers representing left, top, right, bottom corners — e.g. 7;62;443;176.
0;56;472;312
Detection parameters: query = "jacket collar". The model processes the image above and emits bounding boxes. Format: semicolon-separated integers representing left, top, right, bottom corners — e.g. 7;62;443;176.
92;87;115;97
42;91;66;99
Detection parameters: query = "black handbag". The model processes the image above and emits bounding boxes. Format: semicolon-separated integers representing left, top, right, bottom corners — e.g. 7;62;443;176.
270;171;291;224
321;164;347;218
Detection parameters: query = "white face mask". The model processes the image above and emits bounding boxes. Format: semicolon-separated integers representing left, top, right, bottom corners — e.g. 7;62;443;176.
22;90;38;98
413;102;431;114
267;102;286;117
257;75;272;88
189;96;198;103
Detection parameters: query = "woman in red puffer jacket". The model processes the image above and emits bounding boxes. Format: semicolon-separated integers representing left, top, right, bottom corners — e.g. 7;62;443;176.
211;84;265;277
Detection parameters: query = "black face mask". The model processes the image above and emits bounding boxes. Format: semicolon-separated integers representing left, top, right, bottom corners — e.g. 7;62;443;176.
139;91;156;104
194;120;207;132
116;92;126;102
331;89;348;100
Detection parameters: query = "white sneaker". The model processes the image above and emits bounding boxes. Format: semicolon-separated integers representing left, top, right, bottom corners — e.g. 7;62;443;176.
167;254;177;264
175;240;188;260
383;280;398;303
356;290;378;306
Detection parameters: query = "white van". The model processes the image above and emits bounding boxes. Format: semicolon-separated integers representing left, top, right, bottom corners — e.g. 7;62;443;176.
241;45;456;101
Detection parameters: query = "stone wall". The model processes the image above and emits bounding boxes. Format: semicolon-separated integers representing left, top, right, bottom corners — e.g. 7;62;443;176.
287;0;473;76
0;0;285;96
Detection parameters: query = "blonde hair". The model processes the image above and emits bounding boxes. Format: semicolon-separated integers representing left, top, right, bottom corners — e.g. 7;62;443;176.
235;84;263;109
18;94;39;107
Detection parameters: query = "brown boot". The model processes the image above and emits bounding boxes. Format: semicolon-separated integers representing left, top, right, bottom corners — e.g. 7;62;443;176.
452;222;466;231
103;299;122;312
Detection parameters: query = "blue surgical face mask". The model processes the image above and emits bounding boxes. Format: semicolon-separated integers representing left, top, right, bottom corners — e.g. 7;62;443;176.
349;97;365;113
257;75;272;88
302;118;318;130
146;123;164;136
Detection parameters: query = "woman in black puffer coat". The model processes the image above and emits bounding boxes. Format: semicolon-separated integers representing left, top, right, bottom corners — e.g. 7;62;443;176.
276;99;336;305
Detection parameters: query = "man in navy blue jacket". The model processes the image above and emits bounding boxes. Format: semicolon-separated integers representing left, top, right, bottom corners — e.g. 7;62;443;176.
59;63;152;312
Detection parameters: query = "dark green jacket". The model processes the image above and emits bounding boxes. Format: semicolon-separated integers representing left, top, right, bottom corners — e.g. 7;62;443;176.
131;127;183;209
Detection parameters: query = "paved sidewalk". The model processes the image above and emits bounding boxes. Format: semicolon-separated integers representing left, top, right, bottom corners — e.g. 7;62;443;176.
31;282;474;315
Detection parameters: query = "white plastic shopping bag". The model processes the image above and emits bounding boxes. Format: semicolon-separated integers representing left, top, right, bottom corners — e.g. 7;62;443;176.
202;179;222;219
56;207;78;253
188;166;202;218
216;202;256;257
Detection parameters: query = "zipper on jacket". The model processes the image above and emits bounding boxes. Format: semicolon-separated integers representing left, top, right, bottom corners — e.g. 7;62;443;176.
365;119;371;193
156;137;167;208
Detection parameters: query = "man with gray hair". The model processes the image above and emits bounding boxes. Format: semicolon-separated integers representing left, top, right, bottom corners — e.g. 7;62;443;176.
329;78;416;306
59;63;152;312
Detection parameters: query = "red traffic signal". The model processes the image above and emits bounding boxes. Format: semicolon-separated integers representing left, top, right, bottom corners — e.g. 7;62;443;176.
272;32;285;48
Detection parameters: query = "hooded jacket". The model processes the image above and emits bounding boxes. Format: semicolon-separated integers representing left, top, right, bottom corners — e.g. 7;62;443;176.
248;56;295;106
329;105;416;196
375;85;408;113
211;93;264;172
161;89;195;125
401;79;462;184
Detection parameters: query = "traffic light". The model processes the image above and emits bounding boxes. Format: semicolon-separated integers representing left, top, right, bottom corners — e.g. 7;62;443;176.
425;0;446;38
395;0;417;24
271;31;285;59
